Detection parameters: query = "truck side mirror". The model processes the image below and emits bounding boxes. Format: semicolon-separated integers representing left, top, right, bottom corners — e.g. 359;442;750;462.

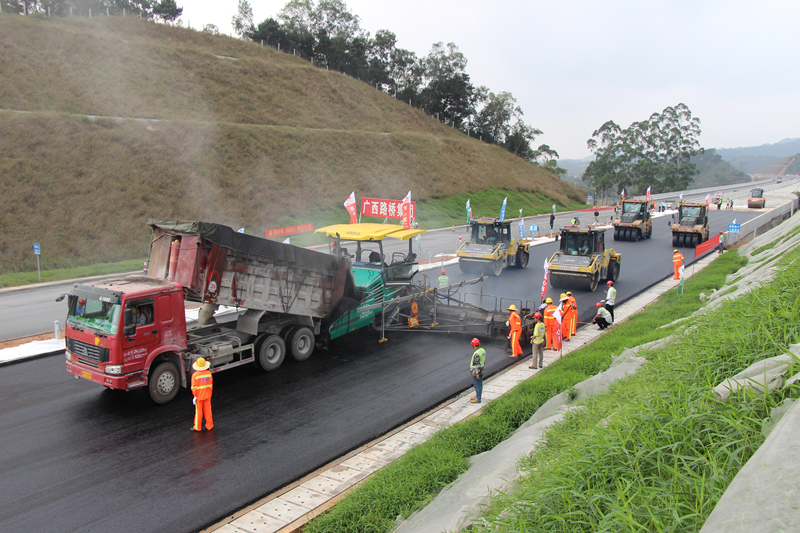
124;308;134;326
55;294;66;302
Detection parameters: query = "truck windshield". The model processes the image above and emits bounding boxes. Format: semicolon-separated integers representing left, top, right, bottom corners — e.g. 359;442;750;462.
622;203;642;214
563;233;591;255
67;296;121;335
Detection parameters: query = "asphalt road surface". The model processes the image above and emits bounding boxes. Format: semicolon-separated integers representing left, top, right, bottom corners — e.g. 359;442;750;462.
0;183;785;532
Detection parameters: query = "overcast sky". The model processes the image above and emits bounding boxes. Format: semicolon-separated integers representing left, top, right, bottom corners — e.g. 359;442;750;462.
178;0;800;160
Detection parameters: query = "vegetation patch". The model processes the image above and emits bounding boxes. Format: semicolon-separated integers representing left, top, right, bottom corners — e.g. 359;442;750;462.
303;252;748;533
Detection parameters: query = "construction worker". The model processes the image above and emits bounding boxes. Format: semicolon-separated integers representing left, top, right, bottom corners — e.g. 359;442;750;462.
438;269;449;289
506;304;523;358
672;249;684;280
530;312;545;369
190;357;213;432
566;291;578;336
717;231;726;254
593;302;612;329
559;293;573;341
543;297;557;350
605;281;616;322
469;338;486;403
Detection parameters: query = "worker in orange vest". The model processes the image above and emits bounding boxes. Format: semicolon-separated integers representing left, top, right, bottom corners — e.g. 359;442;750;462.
543;297;557;350
559;293;574;341
566;291;578;336
672;249;684;280
190;357;214;432
506;304;523;358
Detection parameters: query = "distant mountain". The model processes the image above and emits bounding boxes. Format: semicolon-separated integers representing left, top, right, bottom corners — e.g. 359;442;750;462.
558;157;594;188
690;149;751;187
754;153;800;176
716;138;800;173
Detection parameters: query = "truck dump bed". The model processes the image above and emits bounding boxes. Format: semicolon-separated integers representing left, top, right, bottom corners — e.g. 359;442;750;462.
146;219;356;320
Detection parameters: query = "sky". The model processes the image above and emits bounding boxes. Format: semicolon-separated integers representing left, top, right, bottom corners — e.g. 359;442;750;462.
177;0;800;160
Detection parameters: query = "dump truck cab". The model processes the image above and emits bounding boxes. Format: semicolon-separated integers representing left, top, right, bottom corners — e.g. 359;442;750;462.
457;217;530;276
670;202;709;247
612;199;652;241
548;227;621;292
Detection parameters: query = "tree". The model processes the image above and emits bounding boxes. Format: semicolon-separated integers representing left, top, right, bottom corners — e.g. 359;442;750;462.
232;0;255;39
152;0;181;23
203;23;220;34
418;42;478;127
583;104;703;196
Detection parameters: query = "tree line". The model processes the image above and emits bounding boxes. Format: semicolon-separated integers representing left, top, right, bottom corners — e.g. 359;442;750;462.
229;0;561;170
2;0;182;22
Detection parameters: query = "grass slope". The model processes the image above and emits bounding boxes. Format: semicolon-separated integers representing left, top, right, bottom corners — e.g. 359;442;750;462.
0;15;585;274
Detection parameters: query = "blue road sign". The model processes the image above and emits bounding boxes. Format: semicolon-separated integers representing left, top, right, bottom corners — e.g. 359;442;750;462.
728;224;741;233
529;224;539;232
587;195;594;200
33;243;40;255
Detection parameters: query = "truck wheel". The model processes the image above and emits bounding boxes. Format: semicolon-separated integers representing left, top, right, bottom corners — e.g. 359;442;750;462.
613;229;619;241
647;225;652;239
458;260;473;274
672;234;679;247
148;361;180;404
492;260;503;276
678;234;686;247
516;251;529;269
607;261;620;282
290;327;315;362
255;335;285;371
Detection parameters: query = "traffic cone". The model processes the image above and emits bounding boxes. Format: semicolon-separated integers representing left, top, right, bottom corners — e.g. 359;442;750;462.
459;234;462;243
452;225;455;231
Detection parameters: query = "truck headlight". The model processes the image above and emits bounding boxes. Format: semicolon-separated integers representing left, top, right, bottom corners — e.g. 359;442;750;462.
105;365;123;375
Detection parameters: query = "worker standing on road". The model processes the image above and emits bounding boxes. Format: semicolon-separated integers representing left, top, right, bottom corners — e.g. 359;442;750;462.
717;232;726;254
469;338;486;404
530;312;545;369
438;269;449;289
605;281;616;322
506;304;523;358
593;302;612;329
190;357;214;432
566;292;578;336
549;213;555;231
558;294;573;342
672;249;684;280
543;297;557;350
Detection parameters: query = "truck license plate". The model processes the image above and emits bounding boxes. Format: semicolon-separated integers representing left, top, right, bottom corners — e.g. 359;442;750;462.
81;371;92;380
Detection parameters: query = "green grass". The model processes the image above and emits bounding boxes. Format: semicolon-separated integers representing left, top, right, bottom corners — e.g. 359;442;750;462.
0;259;145;288
303;251;749;533
469;248;800;532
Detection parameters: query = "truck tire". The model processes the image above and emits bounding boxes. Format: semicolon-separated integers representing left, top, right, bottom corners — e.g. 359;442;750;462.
458;259;474;274
148;361;180;404
613;228;619;241
672;234;679;247
607;261;620;282
289;327;315;362
492;260;503;276
516;251;529;269
589;270;600;292
549;273;565;289
255;335;285;371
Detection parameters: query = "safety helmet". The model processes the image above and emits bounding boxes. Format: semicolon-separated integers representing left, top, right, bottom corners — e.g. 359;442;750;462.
470;338;481;347
566;291;572;296
441;269;446;275
595;302;602;308
559;293;567;299
507;304;517;311
607;281;613;286
533;312;542;318
545;297;552;304
77;298;86;305
673;249;679;253
192;357;211;371
560;294;569;301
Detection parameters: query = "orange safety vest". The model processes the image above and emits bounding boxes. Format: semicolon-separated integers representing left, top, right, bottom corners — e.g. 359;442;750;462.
673;252;684;266
567;296;577;318
191;370;213;401
543;304;557;325
508;311;521;334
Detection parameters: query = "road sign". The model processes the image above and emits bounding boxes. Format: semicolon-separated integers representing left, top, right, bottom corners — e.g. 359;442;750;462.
728;223;741;233
519;221;525;238
529;224;539;232
33;243;40;255
587;195;594;200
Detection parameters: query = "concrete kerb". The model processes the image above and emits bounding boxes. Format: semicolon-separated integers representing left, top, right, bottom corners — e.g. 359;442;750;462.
209;253;718;533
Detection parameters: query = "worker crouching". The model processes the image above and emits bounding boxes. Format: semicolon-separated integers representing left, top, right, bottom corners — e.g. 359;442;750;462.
190;357;214;432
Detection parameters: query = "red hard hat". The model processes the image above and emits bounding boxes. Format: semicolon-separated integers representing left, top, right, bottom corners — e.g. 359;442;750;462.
78;298;86;305
533;312;542;318
441;269;446;275
607;280;613;286
595;302;602;308
470;338;481;347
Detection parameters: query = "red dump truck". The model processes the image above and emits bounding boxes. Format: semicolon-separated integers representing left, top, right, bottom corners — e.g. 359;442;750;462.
61;220;402;403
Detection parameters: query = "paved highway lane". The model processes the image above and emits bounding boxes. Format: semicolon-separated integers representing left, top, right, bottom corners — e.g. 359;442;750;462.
0;329;518;533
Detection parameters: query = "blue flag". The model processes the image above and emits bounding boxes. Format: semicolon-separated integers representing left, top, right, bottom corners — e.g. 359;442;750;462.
466;199;471;222
500;197;508;222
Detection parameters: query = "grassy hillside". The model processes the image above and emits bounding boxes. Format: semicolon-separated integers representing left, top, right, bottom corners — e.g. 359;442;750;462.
690;149;751;187
0;15;585;274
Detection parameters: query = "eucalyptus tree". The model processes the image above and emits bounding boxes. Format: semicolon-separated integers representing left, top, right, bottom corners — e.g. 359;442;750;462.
583;103;702;196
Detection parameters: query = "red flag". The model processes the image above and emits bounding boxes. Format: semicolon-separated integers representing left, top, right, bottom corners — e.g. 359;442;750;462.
553;304;563;351
344;192;357;224
695;233;723;258
705;194;710;208
646;186;651;203
401;190;412;229
541;258;549;300
621;189;625;202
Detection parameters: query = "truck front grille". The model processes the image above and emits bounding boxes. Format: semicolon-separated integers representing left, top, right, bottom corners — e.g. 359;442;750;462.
67;338;109;365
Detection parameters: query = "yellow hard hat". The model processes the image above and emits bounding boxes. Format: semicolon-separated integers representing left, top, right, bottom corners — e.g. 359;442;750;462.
559;293;567;299
566;291;573;296
507;304;517;311
673;249;679;253
545;297;552;303
192;357;210;371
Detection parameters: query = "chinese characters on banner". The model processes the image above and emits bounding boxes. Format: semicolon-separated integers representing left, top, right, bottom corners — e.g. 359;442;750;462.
401;191;411;229
360;197;417;221
265;223;314;239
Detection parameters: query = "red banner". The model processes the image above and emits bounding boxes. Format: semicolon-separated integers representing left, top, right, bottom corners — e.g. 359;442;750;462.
694;233;723;258
360;197;416;220
265;223;314;239
344;192;357;224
